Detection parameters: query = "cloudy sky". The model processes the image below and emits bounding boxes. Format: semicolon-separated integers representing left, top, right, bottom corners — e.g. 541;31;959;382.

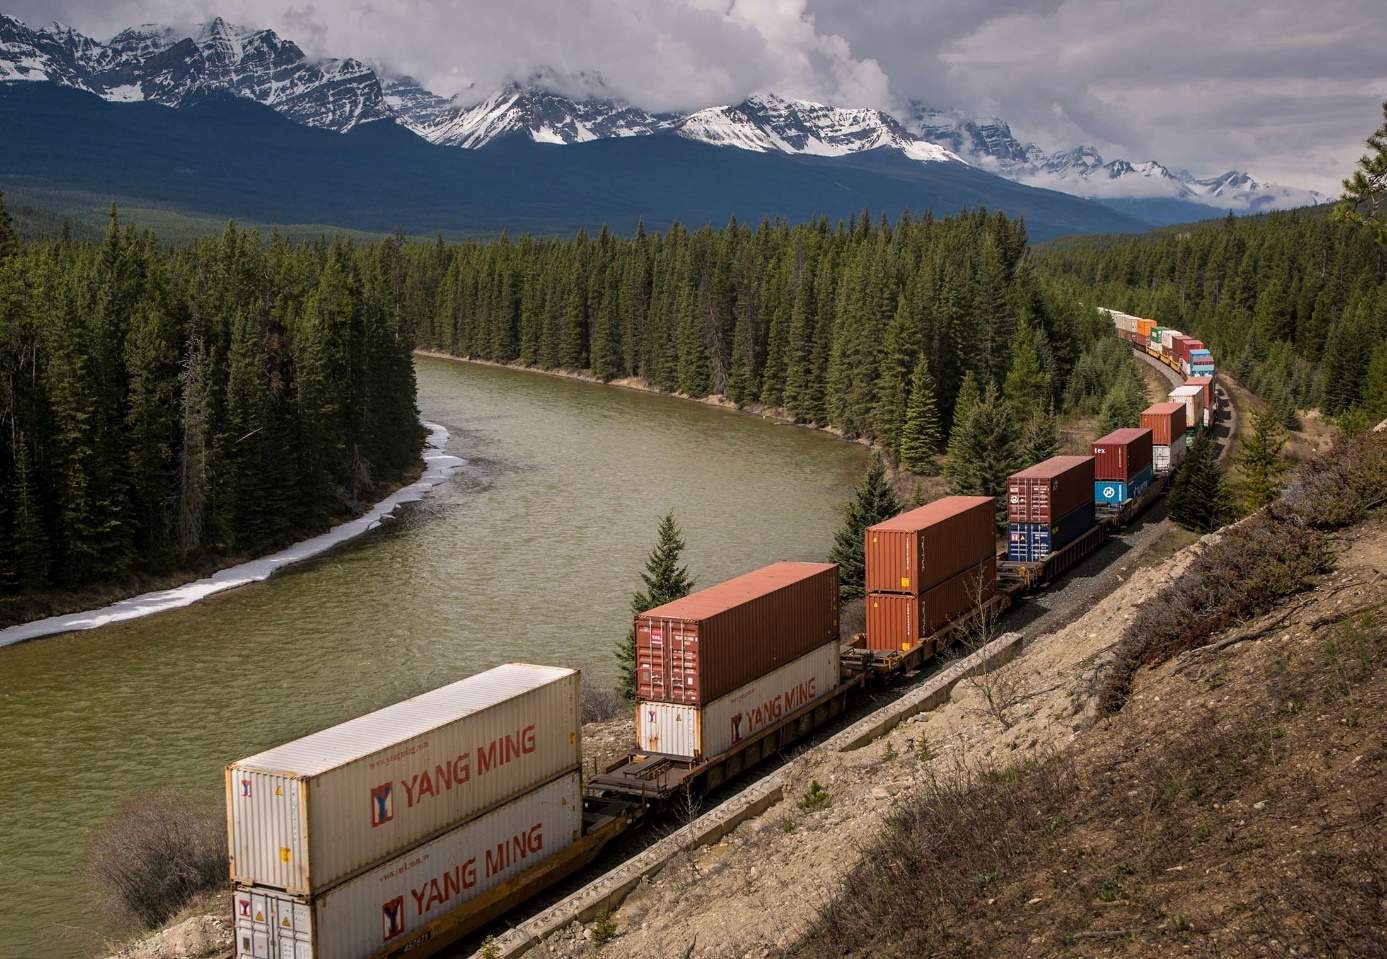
10;0;1385;192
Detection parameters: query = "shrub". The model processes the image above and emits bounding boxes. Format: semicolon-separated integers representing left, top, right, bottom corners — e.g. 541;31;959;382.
83;788;227;930
590;910;619;944
797;780;831;811
581;685;626;724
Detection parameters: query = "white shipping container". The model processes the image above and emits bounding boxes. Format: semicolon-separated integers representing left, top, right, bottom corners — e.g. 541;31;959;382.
1161;329;1180;352
227;664;581;896
1153;434;1187;473
1168;386;1204;437
637;642;839;760
232;772;583;959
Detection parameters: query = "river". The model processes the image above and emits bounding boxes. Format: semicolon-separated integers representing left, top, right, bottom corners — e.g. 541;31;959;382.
0;355;866;959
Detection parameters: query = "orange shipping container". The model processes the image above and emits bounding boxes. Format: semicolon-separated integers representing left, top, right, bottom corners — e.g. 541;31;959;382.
865;558;997;652
1136;317;1157;338
636;562;839;705
1140;402;1187;446
865;496;995;595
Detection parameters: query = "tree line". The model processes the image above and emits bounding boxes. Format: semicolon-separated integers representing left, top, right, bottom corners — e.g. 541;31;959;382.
0;198;421;595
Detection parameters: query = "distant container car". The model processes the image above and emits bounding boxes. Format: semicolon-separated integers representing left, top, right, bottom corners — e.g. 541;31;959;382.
1160;329;1181;354
1187;375;1214;414
1006;501;1096;562
1091;428;1154;482
865;558;998;652
1140;402;1187;447
865;496;996;595
1005;455;1095;525
636;642;840;760
635;562;839;706
1169;385;1206;439
226;664;581;897
232;772;583;959
1154;434;1188;474
1190;349;1215;376
1136;318;1157;339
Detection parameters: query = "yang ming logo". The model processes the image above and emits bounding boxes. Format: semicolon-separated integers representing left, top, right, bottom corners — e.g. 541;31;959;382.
237;897;251;918
731;713;744;743
382;896;406;940
371;783;394;827
240;780;252;798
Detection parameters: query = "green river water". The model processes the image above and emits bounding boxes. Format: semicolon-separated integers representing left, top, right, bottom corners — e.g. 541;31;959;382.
0;355;865;959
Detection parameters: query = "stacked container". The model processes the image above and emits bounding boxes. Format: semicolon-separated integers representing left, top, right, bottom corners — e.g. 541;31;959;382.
1169;385;1206;441
228;664;583;959
1187;375;1215;424
1147;327;1170;357
1004;456;1096;562
864;496;997;652
1092;428;1155;506
634;562;840;760
1159;329;1181;358
1136;318;1157;343
1189;348;1215;377
1141;402;1188;474
1176;338;1206;376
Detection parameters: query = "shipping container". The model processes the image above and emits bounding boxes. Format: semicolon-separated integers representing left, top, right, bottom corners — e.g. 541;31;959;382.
1178;338;1205;365
1136;318;1156;339
1190;350;1215;375
1153;434;1187;474
636;642;839;760
1140;402;1187;447
1005;501;1096;562
1005;455;1095;525
635;562;838;706
1095;464;1155;506
1091;428;1154;482
1168;386;1205;438
864;496;996;595
1160;329;1180;353
232;772;583;959
865;558;997;652
1170;334;1194;364
227;664;581;897
1187;375;1214;410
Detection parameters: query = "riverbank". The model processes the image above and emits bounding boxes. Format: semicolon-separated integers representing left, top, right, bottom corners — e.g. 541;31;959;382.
413;350;872;447
0;423;465;649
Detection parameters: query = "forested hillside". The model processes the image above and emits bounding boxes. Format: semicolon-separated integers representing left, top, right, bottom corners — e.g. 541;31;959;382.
412;210;1119;455
0;196;421;602
1038;210;1387;427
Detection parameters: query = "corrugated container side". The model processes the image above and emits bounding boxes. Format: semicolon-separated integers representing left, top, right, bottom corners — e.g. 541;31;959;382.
1006;501;1095;562
864;496;996;595
865;558;997;652
1095;465;1155;505
1005;456;1094;524
227;665;581;897
1187;375;1214;410
636;642;840;759
1161;330;1180;351
1153;434;1188;473
635;562;838;705
232;773;583;959
1168;386;1205;438
1091;429;1154;482
1137;318;1156;338
1140;402;1187;446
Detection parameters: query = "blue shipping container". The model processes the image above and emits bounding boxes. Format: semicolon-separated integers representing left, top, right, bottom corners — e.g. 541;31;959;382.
1095;464;1154;506
1007;501;1096;562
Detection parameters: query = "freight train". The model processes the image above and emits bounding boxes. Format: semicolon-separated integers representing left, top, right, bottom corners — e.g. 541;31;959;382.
1102;308;1219;434
226;320;1220;959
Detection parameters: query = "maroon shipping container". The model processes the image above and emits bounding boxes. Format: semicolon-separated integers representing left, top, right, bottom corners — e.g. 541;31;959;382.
1139;402;1187;446
865;558;997;652
635;561;839;705
865;496;996;595
1091;428;1154;482
1179;338;1206;365
1006;455;1095;524
1170;335;1194;365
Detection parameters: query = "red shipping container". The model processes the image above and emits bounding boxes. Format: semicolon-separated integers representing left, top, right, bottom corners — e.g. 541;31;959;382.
635;562;839;705
865;496;995;595
1170;335;1194;365
1006;456;1095;524
1179;339;1206;365
1139;402;1187;446
865;558;997;652
1187;375;1213;410
1091;428;1154;482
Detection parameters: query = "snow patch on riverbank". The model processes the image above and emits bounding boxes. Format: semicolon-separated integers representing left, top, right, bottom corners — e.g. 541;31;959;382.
0;422;465;649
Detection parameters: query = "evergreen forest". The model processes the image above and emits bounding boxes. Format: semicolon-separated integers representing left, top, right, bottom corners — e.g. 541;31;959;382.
0;201;421;598
1038;210;1387;427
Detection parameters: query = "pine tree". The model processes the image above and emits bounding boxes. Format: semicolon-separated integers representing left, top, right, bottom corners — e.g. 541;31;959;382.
1237;404;1289;512
617;510;695;700
1336;98;1387;246
1002;321;1052;414
1018;405;1062;465
828;453;902;601
946;383;1022;522
1095;373;1147;437
0;189;17;263
1362;341;1387;421
1168;432;1233;533
899;356;942;475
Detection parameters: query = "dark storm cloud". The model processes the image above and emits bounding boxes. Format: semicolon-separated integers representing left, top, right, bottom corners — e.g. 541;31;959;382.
7;0;1383;191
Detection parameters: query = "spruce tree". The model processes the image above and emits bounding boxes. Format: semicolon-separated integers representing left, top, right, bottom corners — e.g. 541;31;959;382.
828;453;902;600
1336;98;1387;245
1018;405;1062;466
1095;373;1147;437
1168;432;1233;533
1002;321;1052;414
0;189;17;263
1362;341;1387;421
945;383;1022;523
617;510;695;700
1237;404;1289;512
899;356;942;475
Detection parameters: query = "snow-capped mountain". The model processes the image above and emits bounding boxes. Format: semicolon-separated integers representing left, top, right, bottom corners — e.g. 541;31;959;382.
905;104;1329;211
0;12;1328;213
